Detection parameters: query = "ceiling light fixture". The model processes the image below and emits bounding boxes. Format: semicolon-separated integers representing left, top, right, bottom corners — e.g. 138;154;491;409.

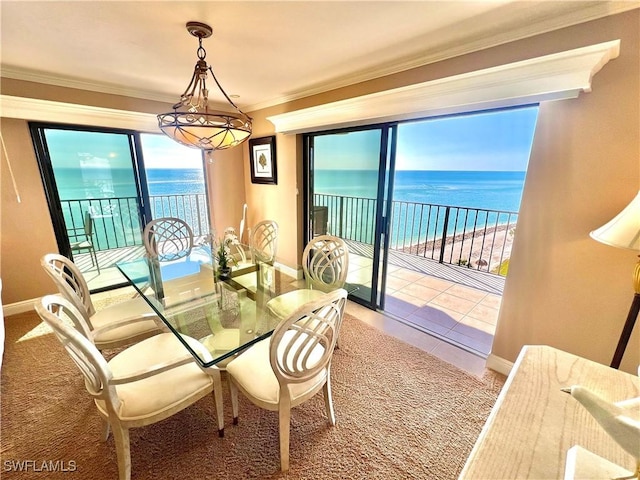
157;21;252;151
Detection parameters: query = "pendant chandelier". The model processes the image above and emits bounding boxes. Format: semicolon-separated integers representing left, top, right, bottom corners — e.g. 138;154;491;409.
157;22;252;151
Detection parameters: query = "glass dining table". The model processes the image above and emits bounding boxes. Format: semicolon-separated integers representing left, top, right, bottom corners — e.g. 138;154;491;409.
117;244;323;367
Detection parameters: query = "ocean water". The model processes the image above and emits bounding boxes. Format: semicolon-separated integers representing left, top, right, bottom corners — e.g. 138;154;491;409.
55;167;206;249
314;169;526;212
314;170;526;246
56;167;524;248
54;167;205;200
145;168;205;196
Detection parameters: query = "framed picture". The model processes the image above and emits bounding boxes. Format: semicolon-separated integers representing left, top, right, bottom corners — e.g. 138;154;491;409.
249;136;277;185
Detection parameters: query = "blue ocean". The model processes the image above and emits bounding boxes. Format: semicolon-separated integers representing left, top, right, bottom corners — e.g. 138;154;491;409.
314;169;525;247
56;167;524;249
55;167;206;200
145;168;205;196
314;170;526;212
56;167;524;212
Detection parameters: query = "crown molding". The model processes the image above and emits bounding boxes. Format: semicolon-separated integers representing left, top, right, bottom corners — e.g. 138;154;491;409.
0;67;177;104
247;3;637;112
0;95;159;131
267;40;620;134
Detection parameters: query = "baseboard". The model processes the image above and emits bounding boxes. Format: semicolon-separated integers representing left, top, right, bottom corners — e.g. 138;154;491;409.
3;297;38;317
486;353;514;376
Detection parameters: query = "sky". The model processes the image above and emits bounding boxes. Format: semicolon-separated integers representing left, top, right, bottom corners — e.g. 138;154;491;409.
45;130;203;170
140;134;204;169
315;105;539;171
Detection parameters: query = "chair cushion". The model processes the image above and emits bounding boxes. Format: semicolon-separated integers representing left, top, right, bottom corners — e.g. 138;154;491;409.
91;296;161;344
226;331;327;406
266;289;326;320
95;333;213;421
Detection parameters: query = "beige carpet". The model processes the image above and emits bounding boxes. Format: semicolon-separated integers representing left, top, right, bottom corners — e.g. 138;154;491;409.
1;307;504;479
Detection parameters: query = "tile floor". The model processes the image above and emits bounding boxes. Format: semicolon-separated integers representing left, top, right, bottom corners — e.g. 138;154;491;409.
347;249;502;358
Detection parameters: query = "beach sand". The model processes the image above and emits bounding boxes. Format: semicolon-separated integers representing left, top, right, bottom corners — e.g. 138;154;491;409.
398;224;515;273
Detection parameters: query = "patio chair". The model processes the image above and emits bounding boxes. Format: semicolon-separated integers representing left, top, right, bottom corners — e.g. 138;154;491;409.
143;217;194;261
41;253;162;350
249;220;278;265
35;294;225;480
227;289;348;471
69;211;99;272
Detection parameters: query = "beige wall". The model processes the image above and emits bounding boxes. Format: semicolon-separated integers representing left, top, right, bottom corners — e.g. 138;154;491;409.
494;11;640;372
1;10;638;372
242;109;303;268
1;118;58;303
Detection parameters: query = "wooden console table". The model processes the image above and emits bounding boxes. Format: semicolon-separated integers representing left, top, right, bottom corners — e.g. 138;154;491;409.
460;345;639;479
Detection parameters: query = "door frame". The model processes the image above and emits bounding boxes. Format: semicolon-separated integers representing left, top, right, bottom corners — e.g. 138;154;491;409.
29;123;209;293
303;122;398;310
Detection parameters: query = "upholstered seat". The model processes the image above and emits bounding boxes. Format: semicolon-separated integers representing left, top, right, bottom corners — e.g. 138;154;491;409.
41;253;162;350
227;289;347;471
264;289;326;319
35;295;225;480
226;332;327;405
95;333;215;421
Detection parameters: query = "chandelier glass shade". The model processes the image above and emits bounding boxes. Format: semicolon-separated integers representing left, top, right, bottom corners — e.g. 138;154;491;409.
157;22;252;151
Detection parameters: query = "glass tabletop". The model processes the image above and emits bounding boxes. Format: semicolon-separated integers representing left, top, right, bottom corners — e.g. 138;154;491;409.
116;245;310;367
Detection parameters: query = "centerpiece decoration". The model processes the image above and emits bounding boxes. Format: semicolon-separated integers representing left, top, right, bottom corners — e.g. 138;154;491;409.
215;228;240;279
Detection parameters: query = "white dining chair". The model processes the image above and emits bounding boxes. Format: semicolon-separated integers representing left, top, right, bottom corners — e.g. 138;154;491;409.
266;235;348;320
226;289;348;471
35;294;225;480
41;253;162;350
143;217;194;261
249;220;278;265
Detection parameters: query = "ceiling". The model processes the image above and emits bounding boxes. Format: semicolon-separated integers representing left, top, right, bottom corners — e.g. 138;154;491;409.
1;1;637;112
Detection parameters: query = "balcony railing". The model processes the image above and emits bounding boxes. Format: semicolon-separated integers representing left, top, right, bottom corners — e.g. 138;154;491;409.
60;194;209;251
314;193;517;276
61;192;516;277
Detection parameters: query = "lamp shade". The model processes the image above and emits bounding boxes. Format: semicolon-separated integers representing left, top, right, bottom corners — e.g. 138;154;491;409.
590;190;640;251
157;22;252;152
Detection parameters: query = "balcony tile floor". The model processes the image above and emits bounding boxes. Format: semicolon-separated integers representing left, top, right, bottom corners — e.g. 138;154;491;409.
346;246;504;359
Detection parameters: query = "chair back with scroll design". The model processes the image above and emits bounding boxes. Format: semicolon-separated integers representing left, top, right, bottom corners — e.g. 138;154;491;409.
227;288;347;472
302;235;349;292
249;220;278;265
35;295;114;405
41;253;97;318
143;217;194;261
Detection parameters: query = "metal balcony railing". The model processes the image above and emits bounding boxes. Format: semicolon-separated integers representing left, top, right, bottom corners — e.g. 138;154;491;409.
61;192;516;277
314;193;517;276
60;194;209;251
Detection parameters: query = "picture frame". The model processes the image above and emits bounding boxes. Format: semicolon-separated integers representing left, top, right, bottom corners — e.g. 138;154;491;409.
249;136;277;185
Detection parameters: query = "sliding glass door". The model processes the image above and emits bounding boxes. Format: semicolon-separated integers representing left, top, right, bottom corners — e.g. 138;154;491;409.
306;126;396;309
31;124;208;292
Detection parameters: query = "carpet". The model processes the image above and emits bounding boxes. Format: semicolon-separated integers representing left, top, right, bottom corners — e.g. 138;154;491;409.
1;306;504;479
